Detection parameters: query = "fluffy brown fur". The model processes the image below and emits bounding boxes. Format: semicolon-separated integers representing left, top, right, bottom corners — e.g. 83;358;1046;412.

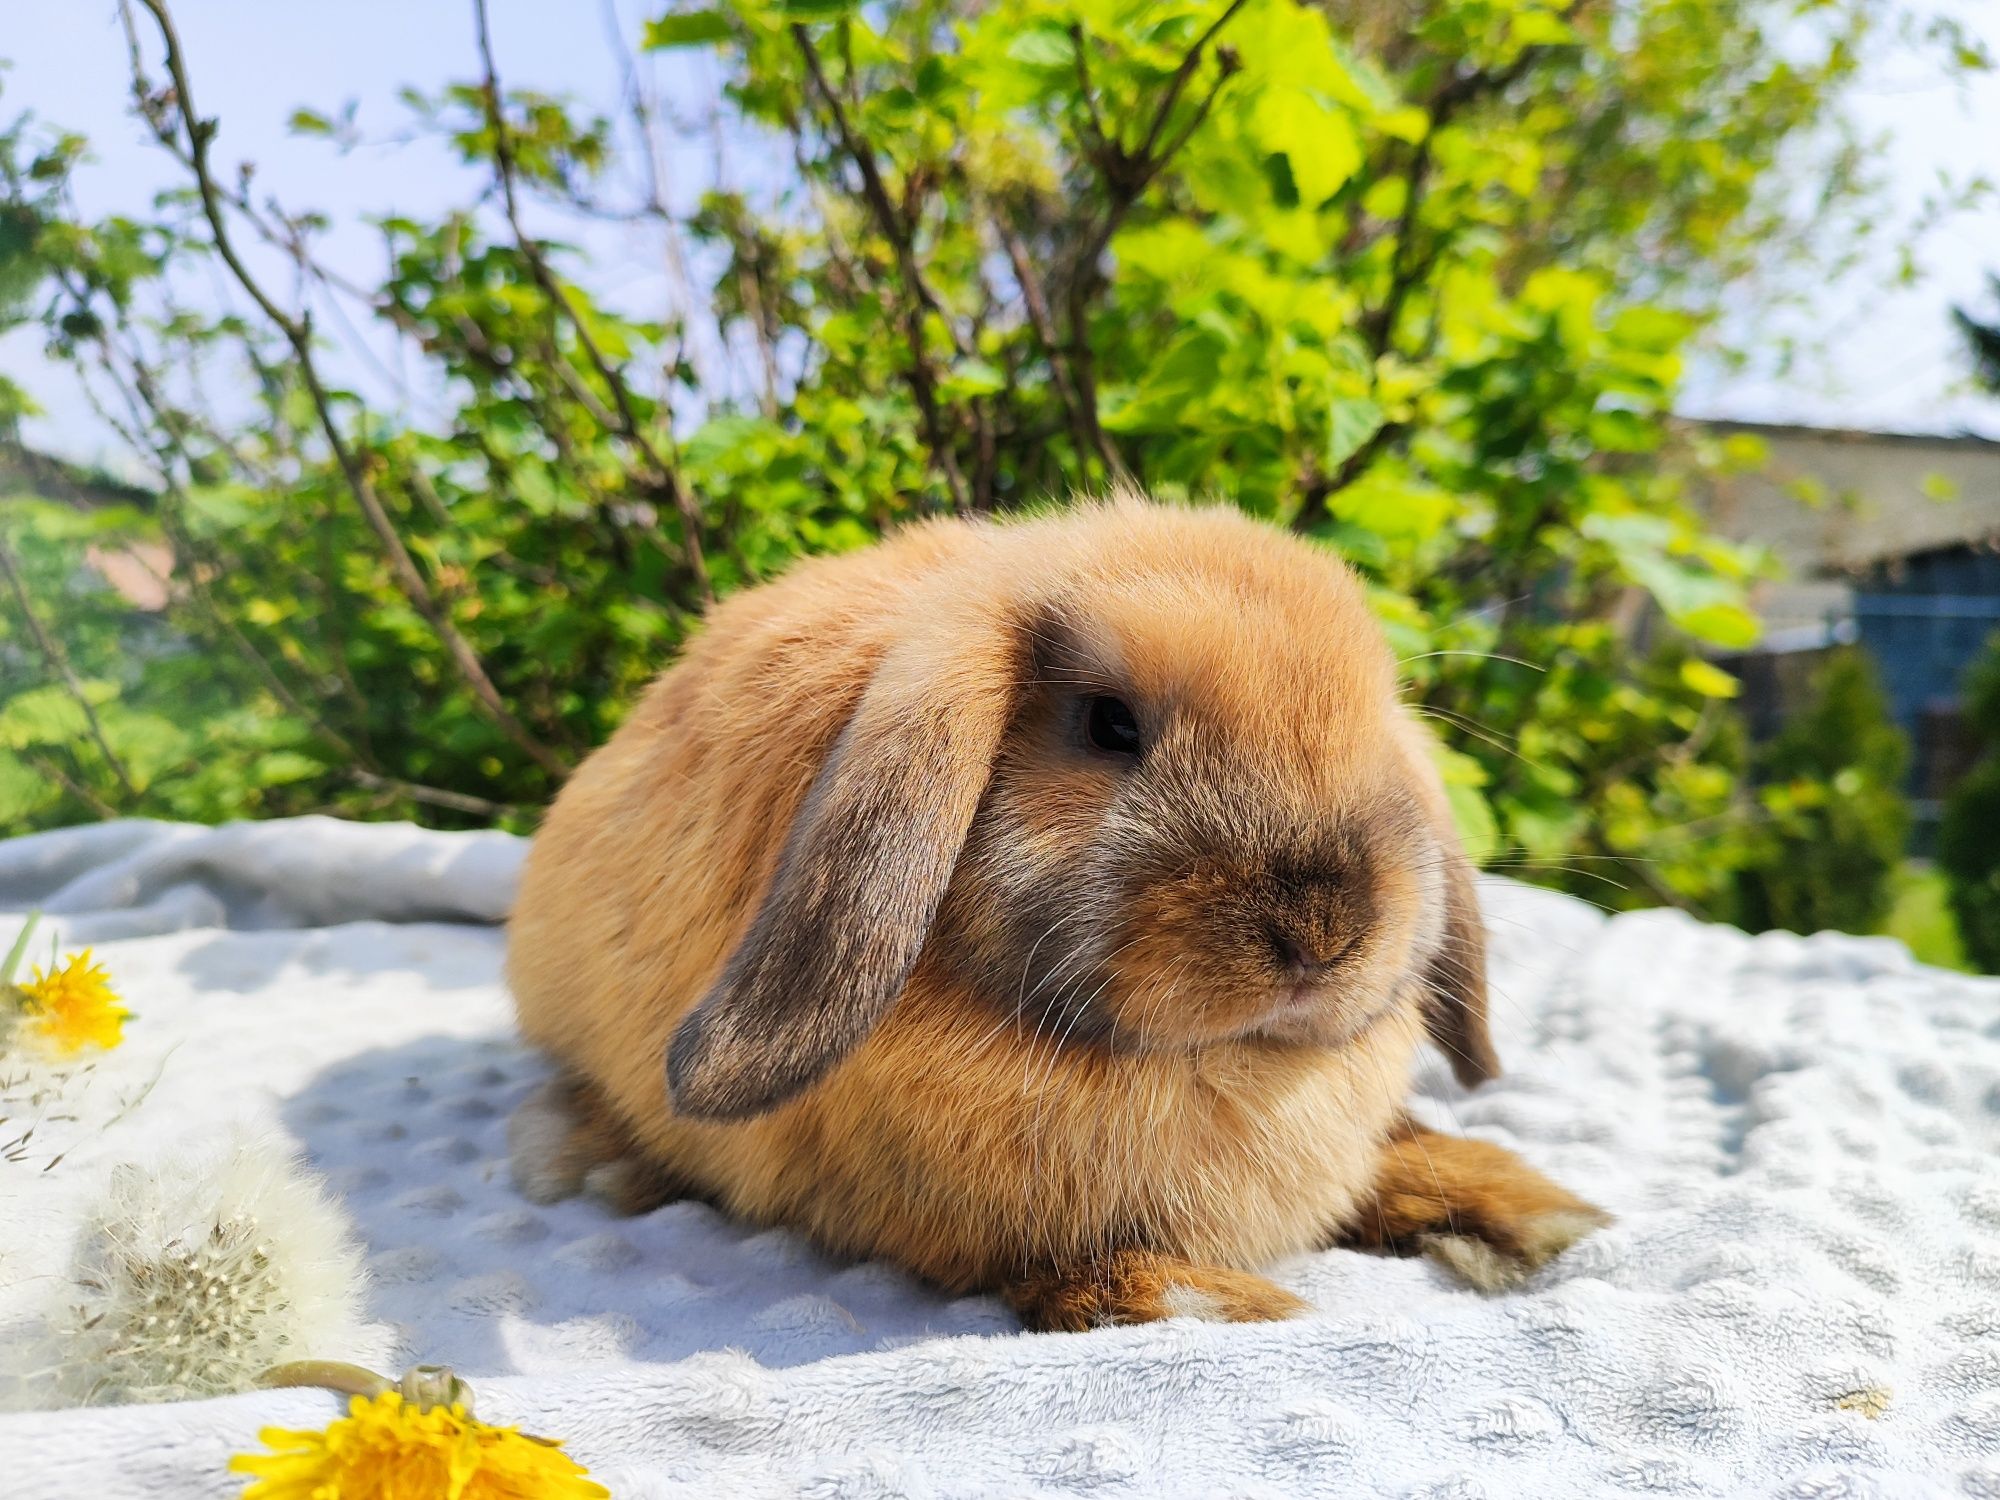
507;498;1604;1327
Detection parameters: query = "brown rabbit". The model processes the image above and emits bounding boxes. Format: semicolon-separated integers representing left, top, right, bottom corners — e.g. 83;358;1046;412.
507;497;1606;1330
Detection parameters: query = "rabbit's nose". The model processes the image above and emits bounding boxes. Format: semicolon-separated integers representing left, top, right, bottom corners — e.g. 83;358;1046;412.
1265;922;1357;977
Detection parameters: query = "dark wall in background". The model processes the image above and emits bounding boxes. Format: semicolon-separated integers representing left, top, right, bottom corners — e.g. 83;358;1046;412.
1855;544;2000;809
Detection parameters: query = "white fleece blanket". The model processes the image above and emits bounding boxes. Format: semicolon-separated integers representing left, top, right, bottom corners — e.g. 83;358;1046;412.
1;817;1997;1498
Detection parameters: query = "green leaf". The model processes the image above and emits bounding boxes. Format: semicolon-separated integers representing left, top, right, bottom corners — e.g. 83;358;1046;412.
1373;105;1429;143
1509;9;1577;49
1589;407;1658;454
1330;474;1452;543
1005;27;1074;68
1717;432;1769;472
942;357;1007;397
683;413;781;467
1582;514;1758;647
1322;34;1399;113
1102;327;1230;432
642;11;733;48
1249;86;1361;205
1430;744;1500;863
100;707;193;788
251;751;325;787
1677;603;1761;651
1327;395;1384;469
1680;659;1741;699
0;903;40;985
0;685;93;750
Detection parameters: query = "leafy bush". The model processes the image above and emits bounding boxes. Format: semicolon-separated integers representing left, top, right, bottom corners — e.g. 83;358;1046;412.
0;0;1959;921
1940;633;2000;972
1879;861;1973;974
1732;649;1911;937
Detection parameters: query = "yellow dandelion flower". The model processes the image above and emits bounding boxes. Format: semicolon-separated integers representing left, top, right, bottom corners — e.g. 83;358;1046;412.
232;1391;609;1500
18;948;129;1055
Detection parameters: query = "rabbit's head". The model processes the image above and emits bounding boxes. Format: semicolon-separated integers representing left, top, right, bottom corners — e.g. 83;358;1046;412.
667;499;1495;1119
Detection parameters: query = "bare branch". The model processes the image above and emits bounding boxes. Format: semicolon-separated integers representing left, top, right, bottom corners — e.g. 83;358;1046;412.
791;23;974;513
990;211;1128;484
1131;0;1251;166
127;0;571;780
1073;1;1248;275
23;751;121;821
349;769;522;820
471;0;715;600
0;537;138;801
1051;1;1250;488
1067;24;1111;160
1296;48;1553;530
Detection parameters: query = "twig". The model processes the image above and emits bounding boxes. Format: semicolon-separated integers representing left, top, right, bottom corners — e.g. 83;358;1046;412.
734;257;783;419
48;267;390;773
113;3;417;400
791;23;974;514
1059;1;1249;483
22;750;120;820
1075;0;1247;247
990;211;1126;483
1067;24;1110;158
471;0;714;601
0;536;138;800
1295;48;1552;531
1292;420;1409;533
349;769;522;819
1132;0;1250;166
127;0;570;781
1363;50;1550;359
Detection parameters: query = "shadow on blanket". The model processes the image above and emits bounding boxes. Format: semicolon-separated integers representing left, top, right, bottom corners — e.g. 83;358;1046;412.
281;1032;1016;1379
176;921;505;995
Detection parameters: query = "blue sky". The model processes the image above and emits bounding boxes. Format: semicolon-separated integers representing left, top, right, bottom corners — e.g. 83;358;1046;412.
3;0;1998;466
1679;0;2000;438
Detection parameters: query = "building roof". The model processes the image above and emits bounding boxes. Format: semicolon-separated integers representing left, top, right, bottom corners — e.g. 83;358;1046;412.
1697;419;2000;576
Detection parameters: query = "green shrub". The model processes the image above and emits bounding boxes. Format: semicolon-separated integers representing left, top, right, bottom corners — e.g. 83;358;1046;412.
0;0;1966;921
1879;861;1973;973
1940;633;2000;972
1732;648;1911;937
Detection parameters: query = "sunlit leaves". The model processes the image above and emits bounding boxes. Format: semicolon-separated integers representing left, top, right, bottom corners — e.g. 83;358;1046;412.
1249;87;1362;206
1325;394;1383;468
1679;658;1741;700
1431;742;1500;861
643;10;735;48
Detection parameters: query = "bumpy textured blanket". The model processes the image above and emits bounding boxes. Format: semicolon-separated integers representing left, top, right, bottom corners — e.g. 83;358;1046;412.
0;817;1997;1498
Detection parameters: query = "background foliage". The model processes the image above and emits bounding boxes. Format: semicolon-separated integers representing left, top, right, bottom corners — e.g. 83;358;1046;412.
1732;649;1910;939
0;0;1980;933
1940;634;2000;972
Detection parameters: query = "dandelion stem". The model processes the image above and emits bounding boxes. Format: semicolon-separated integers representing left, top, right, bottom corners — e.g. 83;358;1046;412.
257;1360;480;1417
257;1360;394;1401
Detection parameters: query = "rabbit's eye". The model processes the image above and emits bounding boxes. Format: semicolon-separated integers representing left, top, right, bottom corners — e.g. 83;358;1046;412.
1084;695;1143;758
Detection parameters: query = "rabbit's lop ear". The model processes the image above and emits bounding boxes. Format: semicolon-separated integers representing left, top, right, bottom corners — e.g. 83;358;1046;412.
666;614;1020;1120
1423;846;1500;1087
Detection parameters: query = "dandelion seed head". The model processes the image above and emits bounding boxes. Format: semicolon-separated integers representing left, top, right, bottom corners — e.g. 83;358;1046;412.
6;1130;382;1408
